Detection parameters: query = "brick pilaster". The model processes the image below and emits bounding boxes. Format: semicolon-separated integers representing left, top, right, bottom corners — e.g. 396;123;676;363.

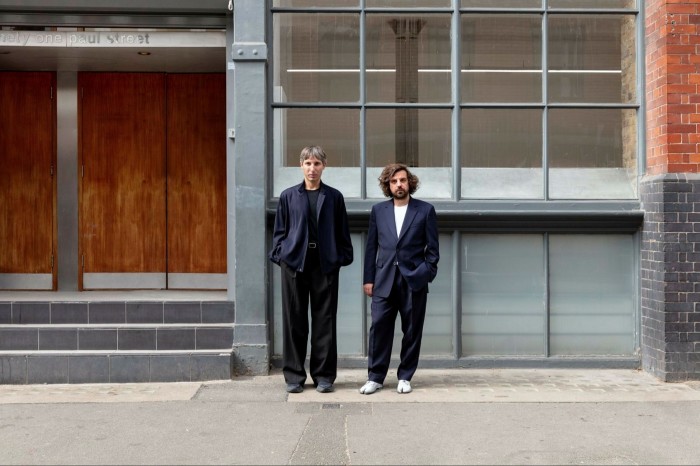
642;0;700;381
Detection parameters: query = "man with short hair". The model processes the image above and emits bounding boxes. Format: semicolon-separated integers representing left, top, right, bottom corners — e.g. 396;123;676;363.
269;145;354;394
360;163;439;395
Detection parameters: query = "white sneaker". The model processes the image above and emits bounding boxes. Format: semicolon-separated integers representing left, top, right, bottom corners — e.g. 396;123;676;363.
359;380;383;395
397;380;412;394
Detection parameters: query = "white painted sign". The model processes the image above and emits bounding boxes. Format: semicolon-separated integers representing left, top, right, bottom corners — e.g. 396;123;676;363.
0;31;225;48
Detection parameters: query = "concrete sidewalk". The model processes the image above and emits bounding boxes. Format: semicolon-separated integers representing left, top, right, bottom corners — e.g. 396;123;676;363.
1;369;700;465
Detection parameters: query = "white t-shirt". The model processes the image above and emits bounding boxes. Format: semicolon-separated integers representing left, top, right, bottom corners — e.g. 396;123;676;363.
394;204;408;237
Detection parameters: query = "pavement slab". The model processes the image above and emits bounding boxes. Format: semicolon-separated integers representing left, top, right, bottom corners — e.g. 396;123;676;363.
2;368;700;404
1;369;700;465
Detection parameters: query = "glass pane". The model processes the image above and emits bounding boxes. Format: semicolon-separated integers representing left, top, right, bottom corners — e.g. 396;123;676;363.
272;234;365;357
365;233;454;356
461;14;542;103
366;109;452;199
273;0;359;6
548;15;636;104
368;0;451;6
549;0;636;8
461;109;543;199
548;109;637;199
366;14;451;103
549;235;636;356
462;0;542;7
272;108;360;197
461;234;546;356
273;13;359;103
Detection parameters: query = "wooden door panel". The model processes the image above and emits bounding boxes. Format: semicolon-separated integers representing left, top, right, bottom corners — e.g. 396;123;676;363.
166;74;226;279
0;72;55;288
79;73;166;287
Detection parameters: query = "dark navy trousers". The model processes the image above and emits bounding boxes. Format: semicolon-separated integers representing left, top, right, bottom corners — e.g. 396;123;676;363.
367;268;428;384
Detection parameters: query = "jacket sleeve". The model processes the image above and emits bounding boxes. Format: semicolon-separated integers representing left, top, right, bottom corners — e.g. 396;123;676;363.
336;194;354;266
424;205;439;282
363;206;378;284
268;195;288;265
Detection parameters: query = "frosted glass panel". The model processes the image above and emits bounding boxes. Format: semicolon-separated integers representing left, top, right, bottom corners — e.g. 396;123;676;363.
461;15;542;103
548;109;637;199
549;235;636;355
548;15;636;104
461;108;543;199
366;233;453;356
366;14;451;103
273;14;359;103
461;234;546;356
272;108;361;198
272;234;365;356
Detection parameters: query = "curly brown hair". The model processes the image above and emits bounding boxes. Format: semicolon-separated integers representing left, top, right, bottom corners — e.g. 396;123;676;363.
378;163;420;198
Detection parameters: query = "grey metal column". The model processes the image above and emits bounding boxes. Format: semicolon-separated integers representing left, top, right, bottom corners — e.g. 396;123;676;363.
56;72;79;290
228;0;269;375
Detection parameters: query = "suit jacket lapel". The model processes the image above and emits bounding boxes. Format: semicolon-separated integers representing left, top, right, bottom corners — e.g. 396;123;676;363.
380;200;399;242
317;183;326;221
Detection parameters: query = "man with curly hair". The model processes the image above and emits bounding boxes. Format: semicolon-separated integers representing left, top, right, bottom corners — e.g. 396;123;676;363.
360;163;439;395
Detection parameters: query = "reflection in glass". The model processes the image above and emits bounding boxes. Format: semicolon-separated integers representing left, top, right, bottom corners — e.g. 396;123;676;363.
366;109;452;198
272;108;360;197
461;14;542;103
549;235;636;356
368;0;451;6
461;109;543;199
273;0;358;6
273;235;365;357
461;235;545;356
548;15;636;103
366;14;451;103
462;0;541;7
273;13;359;103
366;233;453;356
549;0;636;8
548;109;637;199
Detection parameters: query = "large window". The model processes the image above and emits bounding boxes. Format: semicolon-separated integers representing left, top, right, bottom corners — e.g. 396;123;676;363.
271;1;639;200
269;1;641;362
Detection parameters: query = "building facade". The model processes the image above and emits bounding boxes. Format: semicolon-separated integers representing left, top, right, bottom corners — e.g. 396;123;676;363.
0;0;698;383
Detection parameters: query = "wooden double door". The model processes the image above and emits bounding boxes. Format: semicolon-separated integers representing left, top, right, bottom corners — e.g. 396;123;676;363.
0;72;56;290
79;72;226;290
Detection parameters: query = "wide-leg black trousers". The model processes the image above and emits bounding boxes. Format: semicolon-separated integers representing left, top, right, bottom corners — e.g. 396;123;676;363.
280;249;339;386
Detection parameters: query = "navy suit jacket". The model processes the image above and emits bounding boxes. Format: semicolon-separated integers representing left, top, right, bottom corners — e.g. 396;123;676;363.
269;181;353;274
363;197;439;298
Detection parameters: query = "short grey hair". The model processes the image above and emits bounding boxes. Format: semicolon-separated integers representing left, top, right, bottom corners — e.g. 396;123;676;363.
299;145;327;166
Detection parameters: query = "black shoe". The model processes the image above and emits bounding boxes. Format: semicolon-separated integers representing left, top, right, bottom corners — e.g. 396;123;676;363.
316;381;334;393
286;383;303;393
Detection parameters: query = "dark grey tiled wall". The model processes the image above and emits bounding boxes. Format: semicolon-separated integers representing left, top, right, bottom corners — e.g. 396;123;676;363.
641;174;700;381
0;353;232;384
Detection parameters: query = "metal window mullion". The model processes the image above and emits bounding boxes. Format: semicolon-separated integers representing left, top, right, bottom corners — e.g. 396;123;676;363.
637;7;645;180
544;232;550;357
459;8;545;14
546;8;639;15
360;1;367;200
542;6;549;201
452;231;462;360
452;0;461;202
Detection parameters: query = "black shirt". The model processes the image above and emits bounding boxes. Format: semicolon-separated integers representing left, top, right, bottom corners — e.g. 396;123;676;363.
306;188;320;244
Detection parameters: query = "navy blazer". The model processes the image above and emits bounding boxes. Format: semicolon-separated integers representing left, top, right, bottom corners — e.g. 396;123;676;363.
269;181;353;274
363;197;439;297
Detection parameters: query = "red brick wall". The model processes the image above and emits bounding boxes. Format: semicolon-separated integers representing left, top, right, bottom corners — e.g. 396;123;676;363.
646;0;700;174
